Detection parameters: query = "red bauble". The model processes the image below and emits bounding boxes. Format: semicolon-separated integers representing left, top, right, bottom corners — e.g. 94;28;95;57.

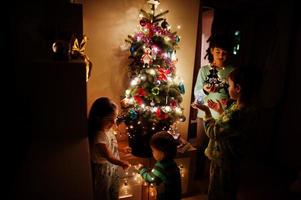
134;95;143;105
140;18;148;26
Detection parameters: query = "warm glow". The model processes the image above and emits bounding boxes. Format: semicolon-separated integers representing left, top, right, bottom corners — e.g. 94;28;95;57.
149;183;157;197
119;179;133;198
179;164;185;178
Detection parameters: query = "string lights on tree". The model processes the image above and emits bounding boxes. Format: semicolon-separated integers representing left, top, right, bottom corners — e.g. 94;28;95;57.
119;0;186;158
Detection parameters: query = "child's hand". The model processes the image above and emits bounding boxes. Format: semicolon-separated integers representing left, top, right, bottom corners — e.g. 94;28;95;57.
122;146;132;154
191;102;199;110
191;102;212;118
191;102;210;112
207;99;224;114
121;160;131;170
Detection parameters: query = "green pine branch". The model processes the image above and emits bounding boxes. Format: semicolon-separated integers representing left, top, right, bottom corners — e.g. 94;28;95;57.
154;10;169;19
140;9;150;19
153;17;165;23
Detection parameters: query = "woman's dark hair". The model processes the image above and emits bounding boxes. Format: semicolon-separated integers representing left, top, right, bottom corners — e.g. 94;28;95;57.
228;66;263;105
150;131;177;159
88;97;117;141
205;33;234;63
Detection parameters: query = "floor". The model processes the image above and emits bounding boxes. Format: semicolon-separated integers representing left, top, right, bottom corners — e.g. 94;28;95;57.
181;138;209;200
118;137;210;200
182;194;207;200
182;177;209;200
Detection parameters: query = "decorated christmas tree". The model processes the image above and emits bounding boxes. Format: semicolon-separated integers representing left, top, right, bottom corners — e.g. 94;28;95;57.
120;0;186;158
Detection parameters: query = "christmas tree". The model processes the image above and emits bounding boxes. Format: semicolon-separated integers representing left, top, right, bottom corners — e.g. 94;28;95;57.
120;0;186;157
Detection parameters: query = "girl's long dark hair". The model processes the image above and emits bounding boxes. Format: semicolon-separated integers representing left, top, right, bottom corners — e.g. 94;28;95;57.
88;97;117;142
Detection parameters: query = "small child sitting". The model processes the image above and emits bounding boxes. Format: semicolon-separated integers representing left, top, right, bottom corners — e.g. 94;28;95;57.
138;131;182;200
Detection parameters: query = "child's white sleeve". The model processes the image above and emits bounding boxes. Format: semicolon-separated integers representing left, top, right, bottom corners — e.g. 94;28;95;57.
95;131;106;144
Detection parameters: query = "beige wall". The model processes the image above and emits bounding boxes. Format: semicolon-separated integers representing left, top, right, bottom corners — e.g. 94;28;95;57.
83;0;200;139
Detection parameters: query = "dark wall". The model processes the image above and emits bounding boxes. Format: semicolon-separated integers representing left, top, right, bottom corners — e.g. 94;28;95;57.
7;1;87;199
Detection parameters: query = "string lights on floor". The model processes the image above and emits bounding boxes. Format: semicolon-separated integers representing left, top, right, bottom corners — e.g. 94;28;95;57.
118;163;186;199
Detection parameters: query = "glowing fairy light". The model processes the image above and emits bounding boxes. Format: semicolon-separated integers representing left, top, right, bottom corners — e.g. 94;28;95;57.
149;183;157;197
164;106;172;112
121;179;130;195
177;25;181;29
135;163;143;170
133;173;143;184
130;79;138;86
147;69;156;75
128;98;135;105
152;46;159;54
151;107;158;113
142;27;150;33
162;53;168;59
125;89;131;96
136;36;142;41
175;107;182;114
171;52;177;61
140;74;146;81
164;36;171;42
167;77;173;83
179;164;185;178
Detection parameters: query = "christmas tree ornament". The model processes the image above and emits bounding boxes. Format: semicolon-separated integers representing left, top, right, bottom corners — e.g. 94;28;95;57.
52;40;69;60
176;35;181;43
130;45;136;54
205;67;222;87
178;82;185;94
141;47;152;67
151;87;160;95
129;109;138;120
69;35;92;82
139;18;148;26
179;115;186;122
161;20;169;29
204;66;230;93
